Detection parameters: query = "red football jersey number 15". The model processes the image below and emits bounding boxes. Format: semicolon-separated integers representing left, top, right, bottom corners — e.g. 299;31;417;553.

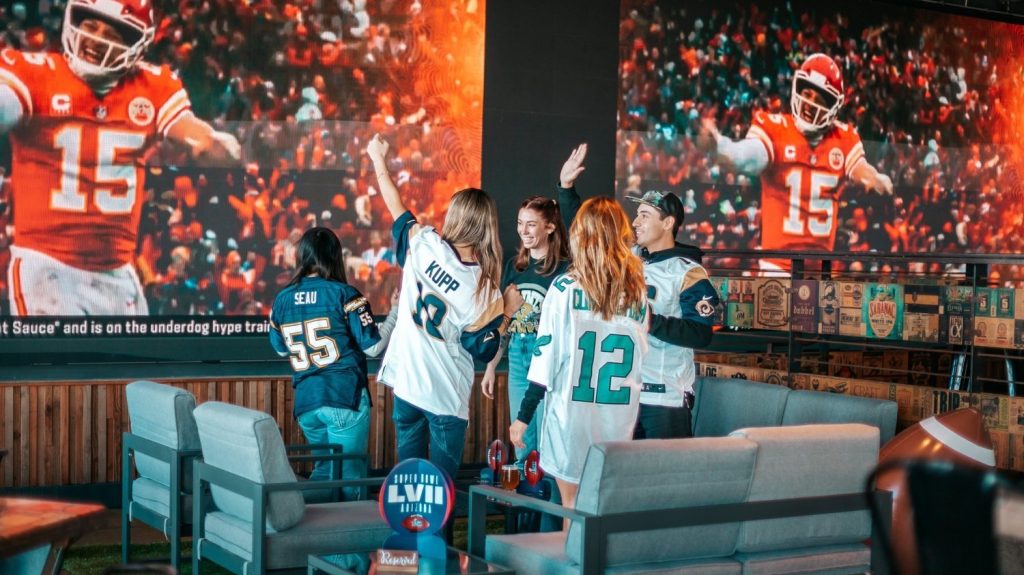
50;126;146;215
782;168;838;238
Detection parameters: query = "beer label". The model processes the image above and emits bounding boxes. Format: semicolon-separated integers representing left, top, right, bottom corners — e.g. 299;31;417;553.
839;306;865;337
969;394;1010;432
975;317;1014;349
789;279;818;333
996;288;1015;319
709;277;728;325
864;283;902;340
884;351;910;385
940;286;973;345
754;278;790;330
726;278;754;329
976;287;995;318
1010;396;1024;435
861;351;885;380
908;351;933;387
903;284;939;343
819;280;839;335
839;281;864;309
829;351;862;379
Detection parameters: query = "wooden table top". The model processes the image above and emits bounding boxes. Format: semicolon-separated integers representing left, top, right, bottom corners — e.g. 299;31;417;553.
0;497;107;558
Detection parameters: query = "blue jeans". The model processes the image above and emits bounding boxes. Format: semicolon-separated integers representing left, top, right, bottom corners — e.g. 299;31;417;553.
508;332;543;462
392;395;468;481
296;389;371;501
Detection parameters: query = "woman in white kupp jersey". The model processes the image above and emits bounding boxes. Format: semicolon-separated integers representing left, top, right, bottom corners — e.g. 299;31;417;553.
367;134;519;480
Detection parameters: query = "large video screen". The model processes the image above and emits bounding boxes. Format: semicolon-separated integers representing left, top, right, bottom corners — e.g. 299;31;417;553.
0;0;485;339
617;0;1024;267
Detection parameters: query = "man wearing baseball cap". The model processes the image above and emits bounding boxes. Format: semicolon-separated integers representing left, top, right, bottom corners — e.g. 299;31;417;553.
630;190;719;439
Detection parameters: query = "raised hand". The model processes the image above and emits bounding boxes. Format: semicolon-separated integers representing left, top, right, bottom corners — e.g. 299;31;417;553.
874;172;894;195
559;143;588;188
695;117;721;153
366;133;390;165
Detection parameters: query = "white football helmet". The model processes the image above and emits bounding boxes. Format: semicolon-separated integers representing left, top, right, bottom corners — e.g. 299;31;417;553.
62;0;155;84
790;53;845;134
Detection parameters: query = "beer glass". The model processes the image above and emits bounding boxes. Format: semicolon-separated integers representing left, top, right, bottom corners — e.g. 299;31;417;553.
500;464;520;491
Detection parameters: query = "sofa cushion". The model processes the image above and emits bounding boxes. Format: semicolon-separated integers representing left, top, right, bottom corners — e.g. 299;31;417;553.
487;532;576;575
193;402;305;532
734;543;870;575
125;381;201;491
782;390;897;445
487;532;743;575
130;477;193;532
692;378;790;437
202;501;390;570
730;424;878;553
566;437;758;566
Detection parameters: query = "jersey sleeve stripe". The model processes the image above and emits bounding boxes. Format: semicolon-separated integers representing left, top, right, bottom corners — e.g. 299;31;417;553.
465;296;503;332
845;143;866;177
11;257;27;315
745;126;774;163
159;105;192;137
156;89;190;133
679;265;711;292
0;69;32;116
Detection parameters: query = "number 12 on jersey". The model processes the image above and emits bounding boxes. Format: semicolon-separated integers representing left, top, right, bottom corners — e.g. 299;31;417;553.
572;331;634;405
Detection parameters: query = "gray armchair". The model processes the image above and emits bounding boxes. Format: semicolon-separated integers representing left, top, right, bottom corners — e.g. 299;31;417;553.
191;401;391;575
122;380;203;572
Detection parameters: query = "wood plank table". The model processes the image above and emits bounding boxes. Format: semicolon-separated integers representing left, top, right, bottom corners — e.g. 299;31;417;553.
0;497;109;574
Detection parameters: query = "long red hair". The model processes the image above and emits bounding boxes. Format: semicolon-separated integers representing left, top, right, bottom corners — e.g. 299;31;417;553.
568;197;646;320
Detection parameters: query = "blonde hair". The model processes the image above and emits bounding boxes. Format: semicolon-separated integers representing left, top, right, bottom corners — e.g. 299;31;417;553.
442;188;502;300
569;197;646;320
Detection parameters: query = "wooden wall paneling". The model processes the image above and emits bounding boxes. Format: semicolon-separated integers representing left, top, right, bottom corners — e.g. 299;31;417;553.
18;386;29;486
82;384;92;483
58;385;69;485
1;386;10;486
0;375;514;488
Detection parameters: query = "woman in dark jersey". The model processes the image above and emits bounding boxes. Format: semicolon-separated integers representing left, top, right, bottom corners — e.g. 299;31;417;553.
481;144;587;461
269;227;395;500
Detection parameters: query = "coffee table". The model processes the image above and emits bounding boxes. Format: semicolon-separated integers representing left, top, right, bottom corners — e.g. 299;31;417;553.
0;497;109;575
308;547;513;575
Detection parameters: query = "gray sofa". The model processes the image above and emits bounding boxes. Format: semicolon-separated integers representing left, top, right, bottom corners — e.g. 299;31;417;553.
469;423;891;575
692;376;898;445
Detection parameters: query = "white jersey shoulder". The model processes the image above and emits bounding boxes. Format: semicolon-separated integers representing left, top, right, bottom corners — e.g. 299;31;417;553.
379;225;501;420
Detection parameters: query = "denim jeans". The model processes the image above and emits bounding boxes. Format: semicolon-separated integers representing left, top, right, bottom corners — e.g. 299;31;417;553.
392;395;469;481
296;389;371;501
508;332;543;462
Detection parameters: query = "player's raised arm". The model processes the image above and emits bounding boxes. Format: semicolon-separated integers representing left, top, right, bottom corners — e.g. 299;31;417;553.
366;133;408;220
698;117;770;176
166;112;241;165
850;157;894;195
0;84;25;135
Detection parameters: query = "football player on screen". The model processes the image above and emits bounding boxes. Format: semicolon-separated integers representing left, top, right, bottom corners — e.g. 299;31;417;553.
699;53;892;274
0;0;240;316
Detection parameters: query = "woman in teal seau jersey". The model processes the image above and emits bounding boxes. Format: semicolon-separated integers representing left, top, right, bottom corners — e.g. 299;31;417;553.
481;144;587;462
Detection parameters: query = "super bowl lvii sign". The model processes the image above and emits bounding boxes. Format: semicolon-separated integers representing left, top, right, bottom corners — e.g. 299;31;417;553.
377;458;455;567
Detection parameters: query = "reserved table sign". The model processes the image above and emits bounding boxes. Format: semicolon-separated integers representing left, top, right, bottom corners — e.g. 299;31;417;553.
376;548;419;572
